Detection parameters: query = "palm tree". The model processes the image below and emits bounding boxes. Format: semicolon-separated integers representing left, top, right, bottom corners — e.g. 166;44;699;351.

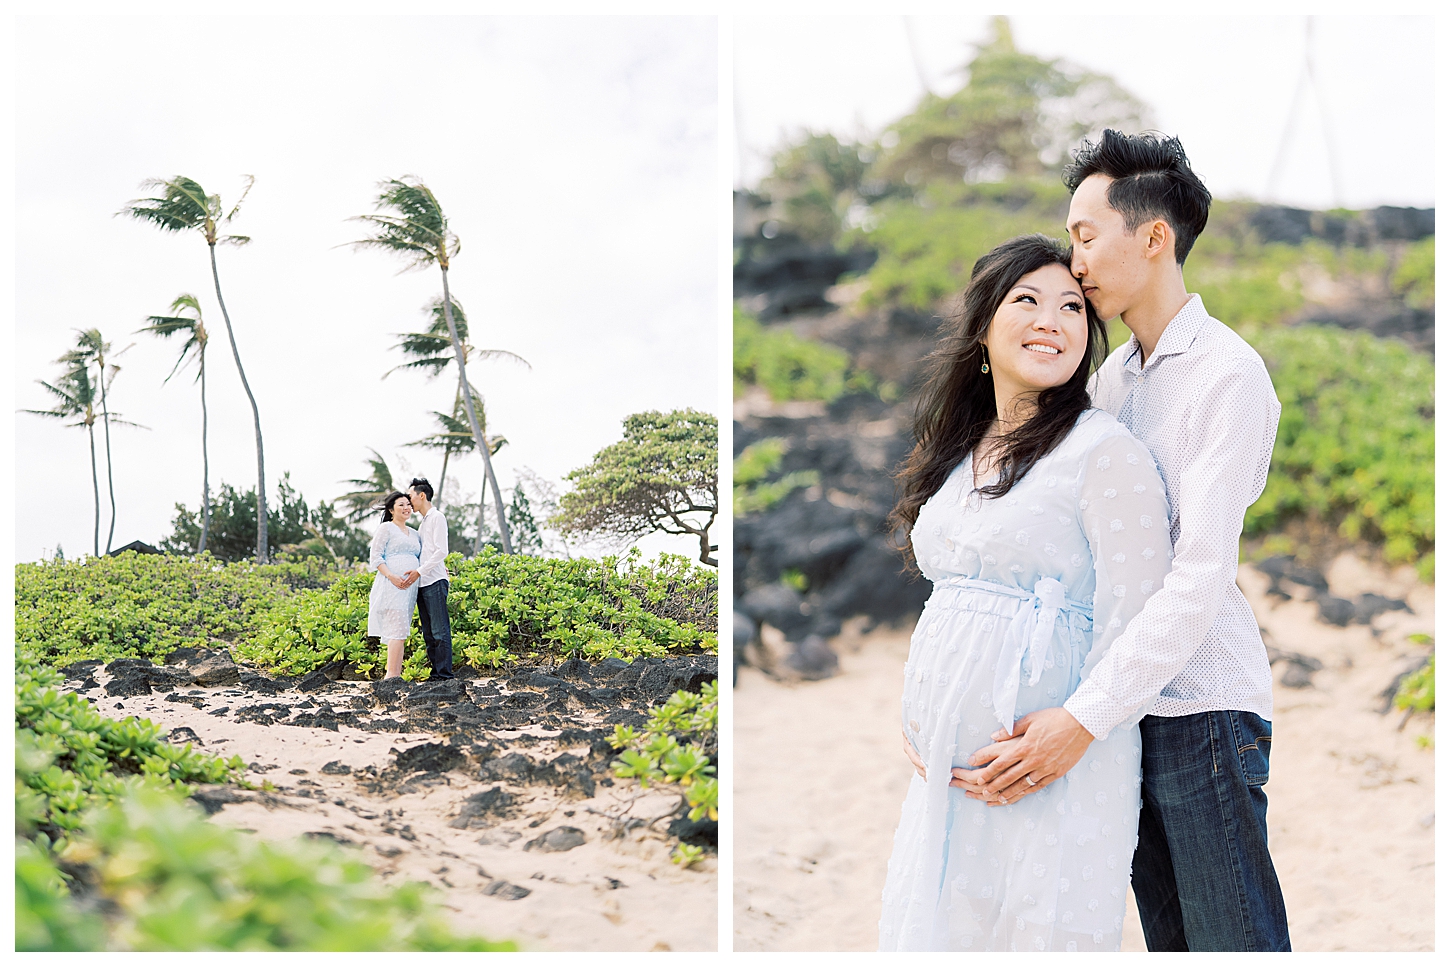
63;329;131;555
349;177;515;554
22;363;141;557
406;396;509;555
120;175;269;563
137;294;211;553
337;448;398;524
24;366;102;556
385;296;528;513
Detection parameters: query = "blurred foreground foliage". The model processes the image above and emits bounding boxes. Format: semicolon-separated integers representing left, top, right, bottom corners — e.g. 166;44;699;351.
15;656;508;950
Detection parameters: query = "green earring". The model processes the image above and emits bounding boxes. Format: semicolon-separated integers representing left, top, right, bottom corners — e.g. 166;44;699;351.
981;356;990;374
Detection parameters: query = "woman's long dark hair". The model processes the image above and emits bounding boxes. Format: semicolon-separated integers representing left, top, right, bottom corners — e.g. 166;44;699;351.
379;491;410;524
888;234;1106;569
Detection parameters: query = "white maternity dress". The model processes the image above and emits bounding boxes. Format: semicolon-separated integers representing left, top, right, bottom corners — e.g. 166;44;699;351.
879;409;1174;952
368;522;423;640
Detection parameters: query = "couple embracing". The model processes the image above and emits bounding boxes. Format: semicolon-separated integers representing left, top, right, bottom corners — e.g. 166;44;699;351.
366;478;455;682
879;130;1291;952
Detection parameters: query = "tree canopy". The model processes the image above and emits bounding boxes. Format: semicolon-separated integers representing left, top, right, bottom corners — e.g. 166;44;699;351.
553;409;718;566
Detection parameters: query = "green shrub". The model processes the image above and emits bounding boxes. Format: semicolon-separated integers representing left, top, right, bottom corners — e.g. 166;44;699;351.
733;437;819;516
15;655;246;854
609;679;719;865
1394;236;1434;309
15;552;345;669
16;786;512;951
734;306;865;402
1394;649;1434;714
237;549;717;679
1246;326;1433;579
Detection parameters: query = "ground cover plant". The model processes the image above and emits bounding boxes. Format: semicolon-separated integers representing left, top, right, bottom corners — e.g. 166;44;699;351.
237;548;718;680
609;679;719;868
15;656;510;951
14;551;343;670
1246;325;1434;580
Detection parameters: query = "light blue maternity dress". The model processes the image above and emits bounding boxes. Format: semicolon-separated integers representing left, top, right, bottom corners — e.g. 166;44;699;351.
368;521;423;641
878;409;1174;952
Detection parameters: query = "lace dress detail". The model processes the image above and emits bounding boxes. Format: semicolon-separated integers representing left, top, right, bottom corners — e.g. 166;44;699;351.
879;409;1173;952
367;522;423;640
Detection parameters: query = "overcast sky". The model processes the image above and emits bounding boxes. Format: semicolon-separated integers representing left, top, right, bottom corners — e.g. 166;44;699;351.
14;15;717;564
735;14;1435;210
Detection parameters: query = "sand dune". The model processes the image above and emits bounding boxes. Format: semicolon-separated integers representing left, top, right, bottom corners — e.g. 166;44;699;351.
734;553;1434;951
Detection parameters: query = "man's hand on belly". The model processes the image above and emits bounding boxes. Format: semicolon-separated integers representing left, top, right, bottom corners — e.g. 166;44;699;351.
954;707;1095;806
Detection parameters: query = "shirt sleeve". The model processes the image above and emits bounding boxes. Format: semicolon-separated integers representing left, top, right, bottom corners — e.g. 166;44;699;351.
418;512;448;576
1065;363;1281;737
369;524;388;572
1064;431;1174;738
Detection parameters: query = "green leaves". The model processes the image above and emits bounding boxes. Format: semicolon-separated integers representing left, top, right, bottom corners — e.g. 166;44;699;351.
733;437;820;516
552;409;719;565
348;177;458;271
734;306;872;402
1246;326;1433;580
610;681;718;824
231;549;717;680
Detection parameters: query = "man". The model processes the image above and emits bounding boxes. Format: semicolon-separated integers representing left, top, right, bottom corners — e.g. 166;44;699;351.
404;477;455;681
945;130;1290;951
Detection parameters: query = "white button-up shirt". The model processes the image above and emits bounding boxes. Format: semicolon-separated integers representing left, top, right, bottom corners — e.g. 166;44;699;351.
1065;294;1281;738
415;507;450;588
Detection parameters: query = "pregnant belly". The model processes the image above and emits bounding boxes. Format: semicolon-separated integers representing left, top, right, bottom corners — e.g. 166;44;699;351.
386;553;421;572
901;604;1078;770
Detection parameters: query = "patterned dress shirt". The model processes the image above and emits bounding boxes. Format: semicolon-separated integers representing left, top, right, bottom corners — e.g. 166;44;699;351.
1064;294;1282;738
416;507;451;588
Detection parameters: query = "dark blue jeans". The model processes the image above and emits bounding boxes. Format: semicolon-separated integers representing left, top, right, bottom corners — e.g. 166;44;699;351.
416;579;454;680
1132;711;1291;951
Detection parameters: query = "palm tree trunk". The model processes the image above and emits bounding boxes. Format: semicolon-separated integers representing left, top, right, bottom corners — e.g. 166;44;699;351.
209;242;268;563
199;346;210;554
87;420;100;558
96;358;118;554
438;379;462;505
439;267;512;555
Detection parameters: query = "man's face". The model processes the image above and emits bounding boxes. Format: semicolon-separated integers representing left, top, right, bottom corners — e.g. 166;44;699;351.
409;489;427;511
1066;173;1153;322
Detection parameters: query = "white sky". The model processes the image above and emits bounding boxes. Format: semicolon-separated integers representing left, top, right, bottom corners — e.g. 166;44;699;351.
13;15;718;564
735;14;1435;210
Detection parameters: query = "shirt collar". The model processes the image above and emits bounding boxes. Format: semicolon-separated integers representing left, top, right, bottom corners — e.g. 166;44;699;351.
1121;293;1209;372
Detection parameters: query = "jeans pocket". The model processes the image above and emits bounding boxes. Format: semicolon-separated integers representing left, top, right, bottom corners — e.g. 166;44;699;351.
1230;711;1272;786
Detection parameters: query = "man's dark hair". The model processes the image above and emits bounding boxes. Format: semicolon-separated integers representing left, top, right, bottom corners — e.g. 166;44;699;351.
408;477;434;502
1063;129;1211;264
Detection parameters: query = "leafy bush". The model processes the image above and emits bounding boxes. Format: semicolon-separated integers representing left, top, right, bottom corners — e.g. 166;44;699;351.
17;786;511;951
237;549;718;680
15;656;246;853
1246;325;1433;579
15;552;345;669
734;306;868;401
849;185;1064;311
14;653;512;951
1394;235;1434;309
163;472;371;564
734;437;819;516
608;680;719;867
1394;649;1434;714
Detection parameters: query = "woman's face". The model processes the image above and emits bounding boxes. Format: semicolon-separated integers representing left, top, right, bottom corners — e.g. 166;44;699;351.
390;496;412;523
982;262;1089;406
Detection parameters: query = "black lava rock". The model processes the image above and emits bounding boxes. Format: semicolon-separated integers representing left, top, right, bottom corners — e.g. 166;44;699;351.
524;826;587;852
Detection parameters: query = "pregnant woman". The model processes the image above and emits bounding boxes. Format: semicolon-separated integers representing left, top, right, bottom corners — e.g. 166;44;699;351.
878;235;1173;951
368;490;423;679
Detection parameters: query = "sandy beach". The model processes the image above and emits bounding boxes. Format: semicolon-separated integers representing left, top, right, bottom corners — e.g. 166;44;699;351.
734;552;1434;951
62;659;717;952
